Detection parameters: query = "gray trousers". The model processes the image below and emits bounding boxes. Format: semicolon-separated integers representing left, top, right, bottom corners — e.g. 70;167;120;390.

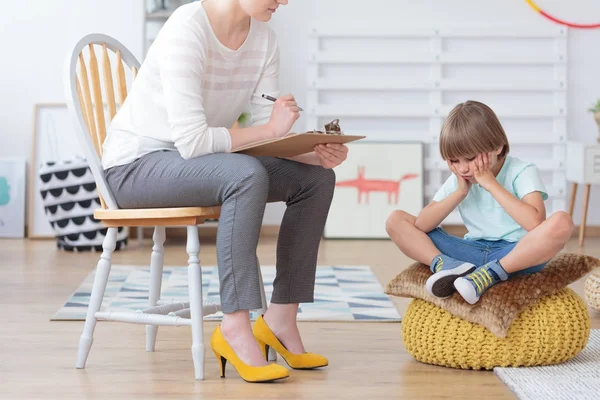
105;151;336;313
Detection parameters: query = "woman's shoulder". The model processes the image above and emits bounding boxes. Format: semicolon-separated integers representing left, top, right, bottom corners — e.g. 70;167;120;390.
159;2;215;38
149;3;212;55
161;2;204;26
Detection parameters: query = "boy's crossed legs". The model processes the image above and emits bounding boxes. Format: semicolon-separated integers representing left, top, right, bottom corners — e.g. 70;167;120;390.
385;210;573;304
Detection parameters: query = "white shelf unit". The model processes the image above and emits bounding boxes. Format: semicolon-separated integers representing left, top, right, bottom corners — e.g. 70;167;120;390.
146;10;173;20
307;22;568;225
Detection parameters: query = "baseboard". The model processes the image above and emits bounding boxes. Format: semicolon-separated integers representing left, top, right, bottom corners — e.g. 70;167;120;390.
27;223;600;242
441;224;600;238
573;226;600;237
130;225;281;241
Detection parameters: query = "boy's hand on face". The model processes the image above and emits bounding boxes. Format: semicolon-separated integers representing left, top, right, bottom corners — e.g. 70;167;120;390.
448;161;471;196
474;152;497;190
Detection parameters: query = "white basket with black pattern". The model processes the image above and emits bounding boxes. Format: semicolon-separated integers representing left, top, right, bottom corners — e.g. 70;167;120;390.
38;157;128;251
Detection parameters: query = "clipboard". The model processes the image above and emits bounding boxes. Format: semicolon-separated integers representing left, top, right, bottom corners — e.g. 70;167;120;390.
232;133;366;158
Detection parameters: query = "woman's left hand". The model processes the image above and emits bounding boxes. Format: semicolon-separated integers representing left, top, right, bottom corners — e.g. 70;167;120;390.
315;144;348;169
473;152;497;190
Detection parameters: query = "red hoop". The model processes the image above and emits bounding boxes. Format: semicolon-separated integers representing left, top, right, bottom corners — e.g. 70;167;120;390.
526;0;600;29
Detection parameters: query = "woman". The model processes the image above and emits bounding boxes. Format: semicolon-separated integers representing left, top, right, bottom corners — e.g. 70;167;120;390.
102;0;348;383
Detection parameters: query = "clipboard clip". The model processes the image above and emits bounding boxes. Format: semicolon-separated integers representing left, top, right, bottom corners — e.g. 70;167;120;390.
310;119;343;135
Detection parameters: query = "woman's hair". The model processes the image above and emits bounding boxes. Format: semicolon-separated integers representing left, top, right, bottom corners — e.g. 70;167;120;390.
439;100;509;160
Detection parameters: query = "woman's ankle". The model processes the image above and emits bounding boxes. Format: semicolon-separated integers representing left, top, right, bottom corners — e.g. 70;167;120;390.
262;304;306;354
220;310;269;366
263;304;298;332
221;310;252;338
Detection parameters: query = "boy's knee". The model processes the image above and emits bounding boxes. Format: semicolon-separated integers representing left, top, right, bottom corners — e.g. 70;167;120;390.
385;210;413;235
549;211;574;239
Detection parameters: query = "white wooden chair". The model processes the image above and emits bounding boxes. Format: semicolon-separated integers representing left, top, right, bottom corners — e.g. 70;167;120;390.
64;34;270;380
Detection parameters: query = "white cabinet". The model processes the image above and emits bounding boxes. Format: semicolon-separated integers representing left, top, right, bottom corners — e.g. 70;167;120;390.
566;141;600;247
566;141;600;185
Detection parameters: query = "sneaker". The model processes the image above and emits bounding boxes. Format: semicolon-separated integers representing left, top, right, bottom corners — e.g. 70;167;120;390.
425;255;476;298
453;260;508;304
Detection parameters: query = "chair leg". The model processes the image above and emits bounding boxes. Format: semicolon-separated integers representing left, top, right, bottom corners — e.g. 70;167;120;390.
256;261;277;361
568;183;578;217
187;226;204;380
76;227;118;369
137;227;144;247
579;184;591;247
146;226;166;352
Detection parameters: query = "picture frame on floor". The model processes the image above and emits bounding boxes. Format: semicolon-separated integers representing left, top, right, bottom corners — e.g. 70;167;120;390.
29;103;130;250
0;158;26;238
324;142;424;239
29;103;86;239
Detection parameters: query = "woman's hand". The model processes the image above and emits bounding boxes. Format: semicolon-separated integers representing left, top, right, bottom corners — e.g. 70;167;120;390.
315;144;348;169
474;152;498;191
447;161;471;196
267;94;300;138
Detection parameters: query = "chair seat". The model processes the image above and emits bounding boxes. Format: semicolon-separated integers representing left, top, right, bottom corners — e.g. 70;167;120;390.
94;206;221;227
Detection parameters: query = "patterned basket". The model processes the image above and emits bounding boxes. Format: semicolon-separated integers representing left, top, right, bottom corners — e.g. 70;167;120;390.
38;157;128;252
585;268;600;312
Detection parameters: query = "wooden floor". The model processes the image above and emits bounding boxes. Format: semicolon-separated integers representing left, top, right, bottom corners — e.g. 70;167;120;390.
2;233;599;399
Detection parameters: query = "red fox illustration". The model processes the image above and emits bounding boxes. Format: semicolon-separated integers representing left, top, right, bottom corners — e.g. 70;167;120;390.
335;166;418;205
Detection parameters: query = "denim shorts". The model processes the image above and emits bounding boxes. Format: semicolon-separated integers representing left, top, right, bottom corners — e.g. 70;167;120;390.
427;228;546;277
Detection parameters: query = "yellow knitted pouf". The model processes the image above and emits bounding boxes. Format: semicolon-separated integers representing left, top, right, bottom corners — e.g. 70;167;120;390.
402;288;590;370
584;268;600;312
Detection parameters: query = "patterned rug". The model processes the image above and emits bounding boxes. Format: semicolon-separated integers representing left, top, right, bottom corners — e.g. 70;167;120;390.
494;330;600;400
52;265;402;322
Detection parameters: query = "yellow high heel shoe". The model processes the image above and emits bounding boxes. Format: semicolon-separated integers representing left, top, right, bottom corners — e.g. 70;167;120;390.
253;315;328;370
210;325;289;383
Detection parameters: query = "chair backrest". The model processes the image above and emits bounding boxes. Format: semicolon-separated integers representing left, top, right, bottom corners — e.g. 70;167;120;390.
64;34;141;210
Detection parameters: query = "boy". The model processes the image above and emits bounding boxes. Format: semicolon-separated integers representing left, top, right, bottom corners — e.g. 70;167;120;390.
386;100;574;304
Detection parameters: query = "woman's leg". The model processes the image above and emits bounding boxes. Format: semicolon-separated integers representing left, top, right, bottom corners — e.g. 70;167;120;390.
254;157;336;354
106;151;272;366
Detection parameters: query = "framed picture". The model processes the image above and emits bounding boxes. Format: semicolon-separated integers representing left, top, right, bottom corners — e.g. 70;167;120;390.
0;158;26;238
29;103;86;238
324;142;424;239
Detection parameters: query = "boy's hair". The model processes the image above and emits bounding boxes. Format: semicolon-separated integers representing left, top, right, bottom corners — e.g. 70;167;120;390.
439;100;509;160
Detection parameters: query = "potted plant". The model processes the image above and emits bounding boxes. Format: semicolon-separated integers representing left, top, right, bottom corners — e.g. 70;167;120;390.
588;99;600;142
232;112;250;129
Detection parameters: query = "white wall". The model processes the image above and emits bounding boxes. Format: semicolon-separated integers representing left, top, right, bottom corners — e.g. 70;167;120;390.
267;0;600;225
0;0;144;221
1;0;599;228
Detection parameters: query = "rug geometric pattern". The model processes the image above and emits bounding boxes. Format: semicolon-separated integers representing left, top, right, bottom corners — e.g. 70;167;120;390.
494;329;600;400
52;265;402;322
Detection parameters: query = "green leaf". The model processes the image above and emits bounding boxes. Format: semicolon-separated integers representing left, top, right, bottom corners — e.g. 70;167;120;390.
237;112;250;124
589;99;600;113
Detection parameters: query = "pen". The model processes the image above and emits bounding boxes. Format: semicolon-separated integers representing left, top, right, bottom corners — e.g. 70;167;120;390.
262;94;303;112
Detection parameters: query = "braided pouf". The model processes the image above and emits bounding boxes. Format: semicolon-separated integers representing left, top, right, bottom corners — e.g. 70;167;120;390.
402;288;590;370
585;268;600;312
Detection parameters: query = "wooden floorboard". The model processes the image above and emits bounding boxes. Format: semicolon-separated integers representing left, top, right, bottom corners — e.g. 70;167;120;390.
1;235;598;399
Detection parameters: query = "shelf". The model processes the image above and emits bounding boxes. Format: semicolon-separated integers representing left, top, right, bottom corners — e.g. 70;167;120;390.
146;10;173;20
311;104;566;119
310;52;564;66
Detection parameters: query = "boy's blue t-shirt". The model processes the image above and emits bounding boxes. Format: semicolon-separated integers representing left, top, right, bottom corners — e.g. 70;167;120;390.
433;156;548;242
